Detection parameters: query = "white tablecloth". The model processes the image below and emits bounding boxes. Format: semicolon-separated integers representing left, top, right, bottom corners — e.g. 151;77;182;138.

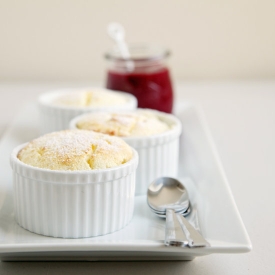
0;81;274;274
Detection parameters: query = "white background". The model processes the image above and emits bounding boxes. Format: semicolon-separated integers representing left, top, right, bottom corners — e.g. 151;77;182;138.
0;0;275;81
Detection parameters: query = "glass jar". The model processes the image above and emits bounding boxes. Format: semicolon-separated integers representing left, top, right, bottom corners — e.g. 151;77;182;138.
105;44;174;113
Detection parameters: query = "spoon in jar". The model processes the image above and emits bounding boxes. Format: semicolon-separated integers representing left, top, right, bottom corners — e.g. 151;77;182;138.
147;177;210;247
107;22;134;71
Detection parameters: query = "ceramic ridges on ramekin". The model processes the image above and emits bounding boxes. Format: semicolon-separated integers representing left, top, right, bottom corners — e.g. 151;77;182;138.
70;109;182;195
123;112;181;195
133;137;179;194
38;88;137;134
11;144;138;238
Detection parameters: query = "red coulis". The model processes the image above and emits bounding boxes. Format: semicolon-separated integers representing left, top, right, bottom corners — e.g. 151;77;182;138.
106;67;173;113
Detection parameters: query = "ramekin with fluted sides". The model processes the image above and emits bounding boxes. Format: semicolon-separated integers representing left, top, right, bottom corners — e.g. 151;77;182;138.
70;109;182;195
10;144;138;239
38;88;137;134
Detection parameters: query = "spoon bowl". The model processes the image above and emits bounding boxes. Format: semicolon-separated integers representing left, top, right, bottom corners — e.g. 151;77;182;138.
147;177;189;214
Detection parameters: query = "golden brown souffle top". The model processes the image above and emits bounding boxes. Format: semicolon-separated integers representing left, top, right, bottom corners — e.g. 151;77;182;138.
76;110;170;137
17;130;133;170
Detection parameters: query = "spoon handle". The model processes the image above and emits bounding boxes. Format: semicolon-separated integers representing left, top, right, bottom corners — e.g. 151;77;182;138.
177;214;210;247
165;209;210;248
165;209;189;247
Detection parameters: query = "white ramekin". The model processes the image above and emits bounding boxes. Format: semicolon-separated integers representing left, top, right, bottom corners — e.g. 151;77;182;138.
10;144;138;239
70;109;182;195
38;88;137;134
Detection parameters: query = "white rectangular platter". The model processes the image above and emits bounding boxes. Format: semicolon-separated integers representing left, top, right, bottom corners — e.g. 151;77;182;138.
0;101;251;261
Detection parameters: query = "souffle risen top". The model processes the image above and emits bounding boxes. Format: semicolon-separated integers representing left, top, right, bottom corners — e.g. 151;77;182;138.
75;110;170;137
17;130;133;170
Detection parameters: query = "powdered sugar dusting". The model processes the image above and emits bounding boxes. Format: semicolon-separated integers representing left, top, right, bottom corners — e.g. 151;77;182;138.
18;130;133;170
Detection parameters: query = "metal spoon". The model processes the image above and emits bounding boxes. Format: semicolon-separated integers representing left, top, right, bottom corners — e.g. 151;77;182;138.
147;177;210;248
107;22;134;71
151;204;191;218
